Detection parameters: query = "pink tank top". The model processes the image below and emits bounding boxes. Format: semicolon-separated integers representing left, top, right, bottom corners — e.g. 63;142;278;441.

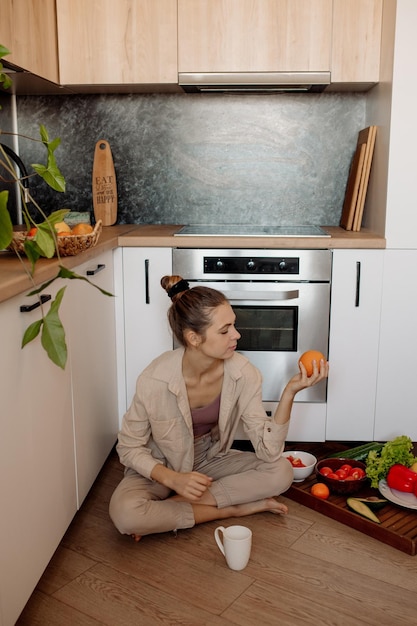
191;394;221;438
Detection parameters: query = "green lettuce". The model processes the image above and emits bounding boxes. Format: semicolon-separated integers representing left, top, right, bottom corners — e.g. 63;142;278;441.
365;435;417;488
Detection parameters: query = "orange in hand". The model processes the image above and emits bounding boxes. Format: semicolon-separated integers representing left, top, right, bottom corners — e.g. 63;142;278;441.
310;483;330;500
299;350;325;376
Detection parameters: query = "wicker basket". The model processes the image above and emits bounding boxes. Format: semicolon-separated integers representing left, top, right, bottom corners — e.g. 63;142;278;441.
10;220;102;257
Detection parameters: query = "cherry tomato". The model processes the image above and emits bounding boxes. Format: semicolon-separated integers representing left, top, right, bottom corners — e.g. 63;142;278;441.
327;472;340;480
319;466;333;477
340;464;352;473
27;227;37;237
335;469;349;479
349;468;365;480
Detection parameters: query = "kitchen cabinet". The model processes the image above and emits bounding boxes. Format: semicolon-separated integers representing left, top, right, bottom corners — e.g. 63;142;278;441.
374;250;417;441
56;0;178;89
0;249;119;624
178;0;332;73
65;250;119;506
121;247;172;419
331;0;383;87
326;249;383;441
0;0;59;84
0;280;77;626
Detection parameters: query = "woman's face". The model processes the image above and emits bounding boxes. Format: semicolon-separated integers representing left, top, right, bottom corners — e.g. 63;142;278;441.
197;302;241;360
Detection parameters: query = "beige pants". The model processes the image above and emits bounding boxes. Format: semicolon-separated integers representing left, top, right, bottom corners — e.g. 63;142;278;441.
109;433;293;537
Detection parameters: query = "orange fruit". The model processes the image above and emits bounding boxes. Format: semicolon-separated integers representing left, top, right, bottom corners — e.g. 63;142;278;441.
57;231;71;236
72;223;93;235
311;483;330;500
299;349;325;376
27;227;37;237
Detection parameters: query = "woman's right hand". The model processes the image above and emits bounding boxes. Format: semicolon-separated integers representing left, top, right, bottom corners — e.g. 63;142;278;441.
151;463;213;501
170;471;213;501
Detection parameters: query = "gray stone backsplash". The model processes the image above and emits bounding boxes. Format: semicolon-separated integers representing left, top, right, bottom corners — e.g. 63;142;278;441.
2;92;366;226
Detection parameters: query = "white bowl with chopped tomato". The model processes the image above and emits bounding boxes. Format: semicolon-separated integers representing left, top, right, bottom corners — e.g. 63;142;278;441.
282;451;318;482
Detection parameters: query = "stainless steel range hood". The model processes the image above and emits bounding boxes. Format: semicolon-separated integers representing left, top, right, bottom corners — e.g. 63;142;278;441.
178;71;331;94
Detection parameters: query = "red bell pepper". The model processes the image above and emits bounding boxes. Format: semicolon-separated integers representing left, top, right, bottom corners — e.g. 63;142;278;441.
386;464;417;493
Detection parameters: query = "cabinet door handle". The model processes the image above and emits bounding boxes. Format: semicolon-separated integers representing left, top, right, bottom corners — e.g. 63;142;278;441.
355;261;361;307
86;263;105;275
145;259;150;304
20;293;51;313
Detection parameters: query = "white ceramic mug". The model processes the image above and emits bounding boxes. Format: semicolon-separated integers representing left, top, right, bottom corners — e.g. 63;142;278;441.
214;525;252;571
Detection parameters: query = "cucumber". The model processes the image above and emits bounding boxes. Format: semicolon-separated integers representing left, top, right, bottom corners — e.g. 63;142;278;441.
351;497;387;511
347;498;381;523
327;442;383;462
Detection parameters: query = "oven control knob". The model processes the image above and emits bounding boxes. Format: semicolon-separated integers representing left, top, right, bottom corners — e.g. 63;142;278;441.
246;260;256;270
215;259;225;271
278;260;287;271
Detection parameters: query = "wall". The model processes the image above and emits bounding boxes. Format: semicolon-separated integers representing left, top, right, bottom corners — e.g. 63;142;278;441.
1;91;366;226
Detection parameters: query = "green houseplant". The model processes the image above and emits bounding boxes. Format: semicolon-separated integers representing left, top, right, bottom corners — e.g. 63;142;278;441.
0;45;112;368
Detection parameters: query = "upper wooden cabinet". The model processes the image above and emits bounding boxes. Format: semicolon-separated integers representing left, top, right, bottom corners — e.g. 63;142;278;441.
178;0;333;73
331;0;383;86
0;0;59;84
56;0;179;89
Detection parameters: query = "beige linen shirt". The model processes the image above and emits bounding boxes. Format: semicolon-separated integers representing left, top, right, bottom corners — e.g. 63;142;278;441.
117;348;289;480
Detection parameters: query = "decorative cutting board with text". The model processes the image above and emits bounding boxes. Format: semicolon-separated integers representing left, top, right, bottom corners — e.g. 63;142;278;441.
92;139;117;225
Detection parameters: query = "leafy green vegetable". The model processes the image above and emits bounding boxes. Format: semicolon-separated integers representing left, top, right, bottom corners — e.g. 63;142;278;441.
365;436;417;488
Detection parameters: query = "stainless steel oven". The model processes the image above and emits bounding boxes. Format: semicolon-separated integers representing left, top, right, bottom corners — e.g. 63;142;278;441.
172;248;331;403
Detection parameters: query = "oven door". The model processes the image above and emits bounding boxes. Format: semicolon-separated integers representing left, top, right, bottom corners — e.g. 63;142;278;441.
188;280;329;403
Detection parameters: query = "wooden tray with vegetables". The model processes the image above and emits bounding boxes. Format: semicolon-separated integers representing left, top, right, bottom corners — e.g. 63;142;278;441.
285;439;417;556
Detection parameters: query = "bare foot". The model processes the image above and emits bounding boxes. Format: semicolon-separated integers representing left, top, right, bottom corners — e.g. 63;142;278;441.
232;497;288;517
130;533;142;542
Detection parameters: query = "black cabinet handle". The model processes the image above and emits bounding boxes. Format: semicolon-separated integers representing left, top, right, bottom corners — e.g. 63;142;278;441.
20;293;51;313
355;261;361;307
86;263;105;276
145;259;150;304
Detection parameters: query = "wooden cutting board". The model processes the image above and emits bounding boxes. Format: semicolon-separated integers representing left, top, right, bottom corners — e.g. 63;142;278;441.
92;139;117;225
340;142;366;231
353;125;377;231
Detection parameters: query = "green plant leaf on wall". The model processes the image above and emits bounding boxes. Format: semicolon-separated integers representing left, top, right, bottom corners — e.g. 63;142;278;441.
0;190;13;249
31;126;66;192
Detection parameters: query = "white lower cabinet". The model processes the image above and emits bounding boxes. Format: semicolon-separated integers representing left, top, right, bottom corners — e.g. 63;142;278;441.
65;250;119;506
374;250;417;440
121;247;173;419
0;280;77;626
326;249;384;440
0;249;119;625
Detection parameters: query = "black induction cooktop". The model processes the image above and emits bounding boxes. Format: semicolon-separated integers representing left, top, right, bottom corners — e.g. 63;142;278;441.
174;224;330;237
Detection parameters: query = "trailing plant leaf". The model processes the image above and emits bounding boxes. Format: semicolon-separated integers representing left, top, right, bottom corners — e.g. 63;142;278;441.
0;190;13;248
22;288;68;369
31;126;66;192
0;45;12;91
58;266;114;297
23;238;42;271
21;318;43;347
40;287;67;369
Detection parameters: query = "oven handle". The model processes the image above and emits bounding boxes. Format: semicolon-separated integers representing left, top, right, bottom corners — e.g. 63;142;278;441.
225;289;299;301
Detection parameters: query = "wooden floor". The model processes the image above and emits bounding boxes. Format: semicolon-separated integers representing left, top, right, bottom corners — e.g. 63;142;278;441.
17;445;417;626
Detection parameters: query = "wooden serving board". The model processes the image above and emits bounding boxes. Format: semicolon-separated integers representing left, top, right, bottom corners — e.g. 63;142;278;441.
92;139;117;226
353;125;377;231
284;441;417;556
340;142;366;231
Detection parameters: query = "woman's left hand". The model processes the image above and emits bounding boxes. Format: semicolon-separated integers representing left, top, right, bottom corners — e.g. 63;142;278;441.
287;358;329;395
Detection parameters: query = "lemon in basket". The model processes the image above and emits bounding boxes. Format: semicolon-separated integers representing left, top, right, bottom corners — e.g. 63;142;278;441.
54;221;72;234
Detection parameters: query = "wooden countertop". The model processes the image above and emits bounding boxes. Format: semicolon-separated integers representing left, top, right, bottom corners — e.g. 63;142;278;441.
0;224;386;303
119;224;386;249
